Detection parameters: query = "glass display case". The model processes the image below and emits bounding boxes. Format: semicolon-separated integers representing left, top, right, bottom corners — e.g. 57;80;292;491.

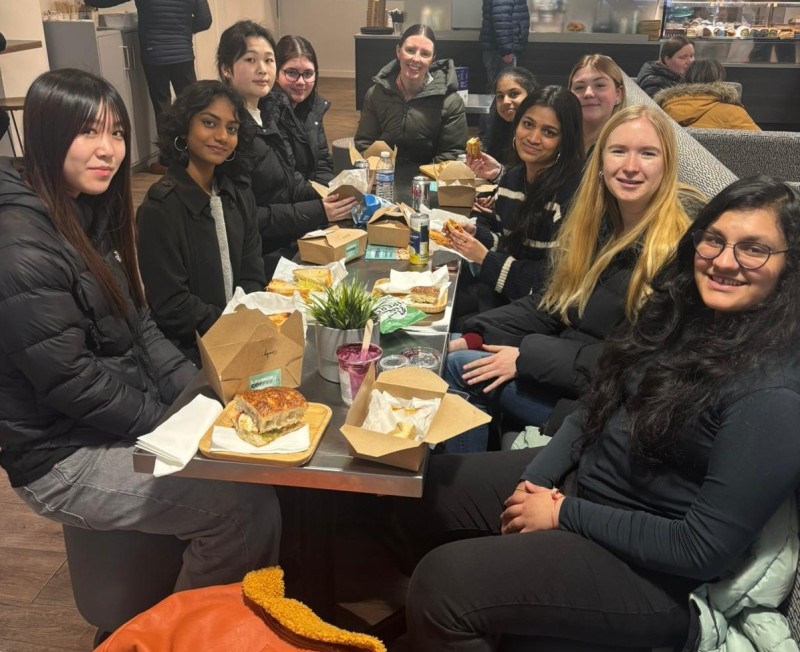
661;0;800;39
528;0;662;35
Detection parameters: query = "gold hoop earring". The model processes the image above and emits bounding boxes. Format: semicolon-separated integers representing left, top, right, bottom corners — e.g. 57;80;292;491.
174;136;188;152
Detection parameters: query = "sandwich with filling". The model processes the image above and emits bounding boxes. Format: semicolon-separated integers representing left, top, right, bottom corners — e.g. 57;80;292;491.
233;387;308;447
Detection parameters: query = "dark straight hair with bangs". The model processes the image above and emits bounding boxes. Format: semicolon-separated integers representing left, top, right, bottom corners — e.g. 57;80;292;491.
216;20;277;80
275;35;319;110
22;68;142;315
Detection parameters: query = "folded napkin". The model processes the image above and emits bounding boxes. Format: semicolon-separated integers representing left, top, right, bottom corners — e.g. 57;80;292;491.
210;424;310;455
383;265;451;294
137;395;223;477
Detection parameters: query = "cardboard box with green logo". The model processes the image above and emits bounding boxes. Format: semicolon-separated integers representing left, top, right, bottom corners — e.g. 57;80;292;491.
297;225;368;265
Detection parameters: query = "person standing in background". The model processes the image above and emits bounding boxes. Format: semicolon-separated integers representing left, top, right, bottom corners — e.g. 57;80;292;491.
89;0;212;174
479;0;530;91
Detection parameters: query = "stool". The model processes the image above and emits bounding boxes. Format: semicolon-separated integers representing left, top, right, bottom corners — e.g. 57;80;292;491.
0;97;24;156
332;137;355;174
62;525;188;646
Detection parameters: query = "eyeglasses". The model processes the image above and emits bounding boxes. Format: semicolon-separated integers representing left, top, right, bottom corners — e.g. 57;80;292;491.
692;229;788;270
281;68;316;82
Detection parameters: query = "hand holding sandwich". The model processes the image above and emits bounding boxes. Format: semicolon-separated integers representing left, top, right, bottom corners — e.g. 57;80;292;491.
448;226;488;264
467;151;503;183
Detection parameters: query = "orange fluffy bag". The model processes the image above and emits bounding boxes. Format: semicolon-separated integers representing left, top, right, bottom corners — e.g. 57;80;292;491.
94;567;386;652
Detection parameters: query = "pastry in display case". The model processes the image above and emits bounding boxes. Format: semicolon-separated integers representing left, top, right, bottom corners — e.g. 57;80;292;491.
661;0;800;39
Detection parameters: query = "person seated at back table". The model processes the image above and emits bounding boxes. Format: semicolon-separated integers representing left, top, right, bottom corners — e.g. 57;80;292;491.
273;35;335;184
444;106;692;453
568;53;625;156
655;58;760;131
637;36;695;98
477;67;538;165
217;20;354;279
354;24;469;164
137;80;265;366
0;69;280;591
400;175;800;651
450;86;584;327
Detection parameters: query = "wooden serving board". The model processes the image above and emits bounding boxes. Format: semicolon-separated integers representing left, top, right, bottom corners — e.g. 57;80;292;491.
198;401;332;466
372;278;448;314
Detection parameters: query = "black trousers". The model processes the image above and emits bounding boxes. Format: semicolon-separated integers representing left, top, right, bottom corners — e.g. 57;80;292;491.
142;60;197;121
397;450;695;651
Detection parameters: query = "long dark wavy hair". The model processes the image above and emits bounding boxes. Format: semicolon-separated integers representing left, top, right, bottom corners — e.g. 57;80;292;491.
582;177;800;465
503;85;584;259
22;68;142;315
157;80;255;180
486;67;538;165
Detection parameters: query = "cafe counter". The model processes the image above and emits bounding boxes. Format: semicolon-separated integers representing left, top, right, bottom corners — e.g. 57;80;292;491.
355;32;800;130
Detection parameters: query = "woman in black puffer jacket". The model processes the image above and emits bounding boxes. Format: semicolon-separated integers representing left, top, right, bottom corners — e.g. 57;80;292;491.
0;69;280;591
217;21;354;278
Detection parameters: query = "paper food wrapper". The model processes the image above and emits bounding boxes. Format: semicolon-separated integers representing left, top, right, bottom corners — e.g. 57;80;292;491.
428;210;477;259
382;265;451;295
361;390;440;442
209;423;310;454
223;287;308;329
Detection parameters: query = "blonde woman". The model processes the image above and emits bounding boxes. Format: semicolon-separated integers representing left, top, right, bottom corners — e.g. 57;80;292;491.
568;53;625;155
444;106;692;453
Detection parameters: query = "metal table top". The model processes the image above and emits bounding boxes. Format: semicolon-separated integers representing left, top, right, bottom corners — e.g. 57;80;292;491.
133;252;459;498
465;93;493;114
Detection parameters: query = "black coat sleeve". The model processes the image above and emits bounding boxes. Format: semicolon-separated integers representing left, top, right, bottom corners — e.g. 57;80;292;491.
235;187;267;293
463;294;564;345
553;388;800;581
137;309;197;404
192;0;212;32
313;121;335;184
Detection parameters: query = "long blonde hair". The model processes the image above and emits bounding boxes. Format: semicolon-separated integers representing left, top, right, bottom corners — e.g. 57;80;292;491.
540;106;691;323
568;53;626;110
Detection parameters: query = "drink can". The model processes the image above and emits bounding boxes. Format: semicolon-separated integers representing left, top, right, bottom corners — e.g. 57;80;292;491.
354;159;369;169
457;153;467;163
411;175;430;211
409;213;430;266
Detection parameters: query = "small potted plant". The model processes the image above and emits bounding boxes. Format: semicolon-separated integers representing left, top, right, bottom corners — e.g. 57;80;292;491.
309;279;379;382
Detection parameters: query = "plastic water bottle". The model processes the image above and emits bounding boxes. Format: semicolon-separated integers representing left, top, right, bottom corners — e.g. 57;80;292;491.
375;151;395;203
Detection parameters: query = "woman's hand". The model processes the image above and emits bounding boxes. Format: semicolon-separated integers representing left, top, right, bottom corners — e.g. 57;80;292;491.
461;344;519;392
323;193;357;222
467;152;502;181
448;337;468;353
449;228;488;264
471;196;495;215
501;481;565;534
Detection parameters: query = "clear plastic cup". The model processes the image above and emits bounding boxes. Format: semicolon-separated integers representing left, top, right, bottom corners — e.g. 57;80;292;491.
337;343;383;406
401;346;442;371
379;354;410;373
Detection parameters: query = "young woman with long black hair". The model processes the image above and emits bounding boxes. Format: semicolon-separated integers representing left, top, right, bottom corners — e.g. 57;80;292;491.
0;69;280;592
402;176;800;650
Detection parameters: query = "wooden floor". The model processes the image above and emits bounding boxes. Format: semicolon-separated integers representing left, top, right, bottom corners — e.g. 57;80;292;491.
0;77;408;651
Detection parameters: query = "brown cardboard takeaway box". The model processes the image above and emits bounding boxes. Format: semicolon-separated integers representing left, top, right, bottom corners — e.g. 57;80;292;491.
436;161;478;208
348;140;397;189
367;203;411;248
340;367;491;471
197;308;305;404
297;225;368;265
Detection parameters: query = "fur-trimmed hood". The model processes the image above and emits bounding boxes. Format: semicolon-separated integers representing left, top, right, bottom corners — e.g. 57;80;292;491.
654;82;741;106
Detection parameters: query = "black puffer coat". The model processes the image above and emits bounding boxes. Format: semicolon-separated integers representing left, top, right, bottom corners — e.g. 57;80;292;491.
272;86;334;184
0;158;195;487
248;94;328;278
136;164;265;364
479;0;530;56
636;60;682;98
355;59;468;163
89;0;212;66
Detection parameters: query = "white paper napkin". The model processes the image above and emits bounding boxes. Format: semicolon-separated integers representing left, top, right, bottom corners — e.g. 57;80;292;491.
361;390;440;442
223;286;308;325
383;265;451;294
428;210;478;260
137;395;223;477
209;424;310;454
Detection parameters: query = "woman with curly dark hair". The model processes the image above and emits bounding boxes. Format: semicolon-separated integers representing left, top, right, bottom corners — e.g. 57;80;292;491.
400;176;800;650
137;80;265;365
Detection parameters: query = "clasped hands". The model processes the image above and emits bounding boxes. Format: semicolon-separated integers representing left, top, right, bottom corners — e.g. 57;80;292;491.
501;481;564;535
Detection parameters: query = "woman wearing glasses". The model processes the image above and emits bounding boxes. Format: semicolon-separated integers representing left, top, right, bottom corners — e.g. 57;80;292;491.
401;176;800;650
273;35;334;184
355;24;468;164
217;21;355;278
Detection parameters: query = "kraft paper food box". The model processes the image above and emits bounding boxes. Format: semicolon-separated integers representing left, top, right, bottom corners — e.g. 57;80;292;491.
297;225;368;265
340;367;491;471
197;309;304;404
367;203;411;248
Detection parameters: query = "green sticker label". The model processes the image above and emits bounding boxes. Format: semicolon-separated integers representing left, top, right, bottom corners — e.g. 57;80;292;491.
345;240;360;260
248;369;282;390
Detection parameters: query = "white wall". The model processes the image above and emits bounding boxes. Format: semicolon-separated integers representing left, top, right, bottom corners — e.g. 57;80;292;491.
0;4;50;155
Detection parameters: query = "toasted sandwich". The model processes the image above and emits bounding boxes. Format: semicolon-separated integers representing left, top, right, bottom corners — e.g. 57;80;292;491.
233;387;308;447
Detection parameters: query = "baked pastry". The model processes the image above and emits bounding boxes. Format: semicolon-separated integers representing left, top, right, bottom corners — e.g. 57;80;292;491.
566;22;586;32
293;267;333;292
465;137;481;159
429;229;453;248
387;422;416;439
444;218;465;235
233;387;308;447
266;279;310;301
409;286;440;304
267;312;291;328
